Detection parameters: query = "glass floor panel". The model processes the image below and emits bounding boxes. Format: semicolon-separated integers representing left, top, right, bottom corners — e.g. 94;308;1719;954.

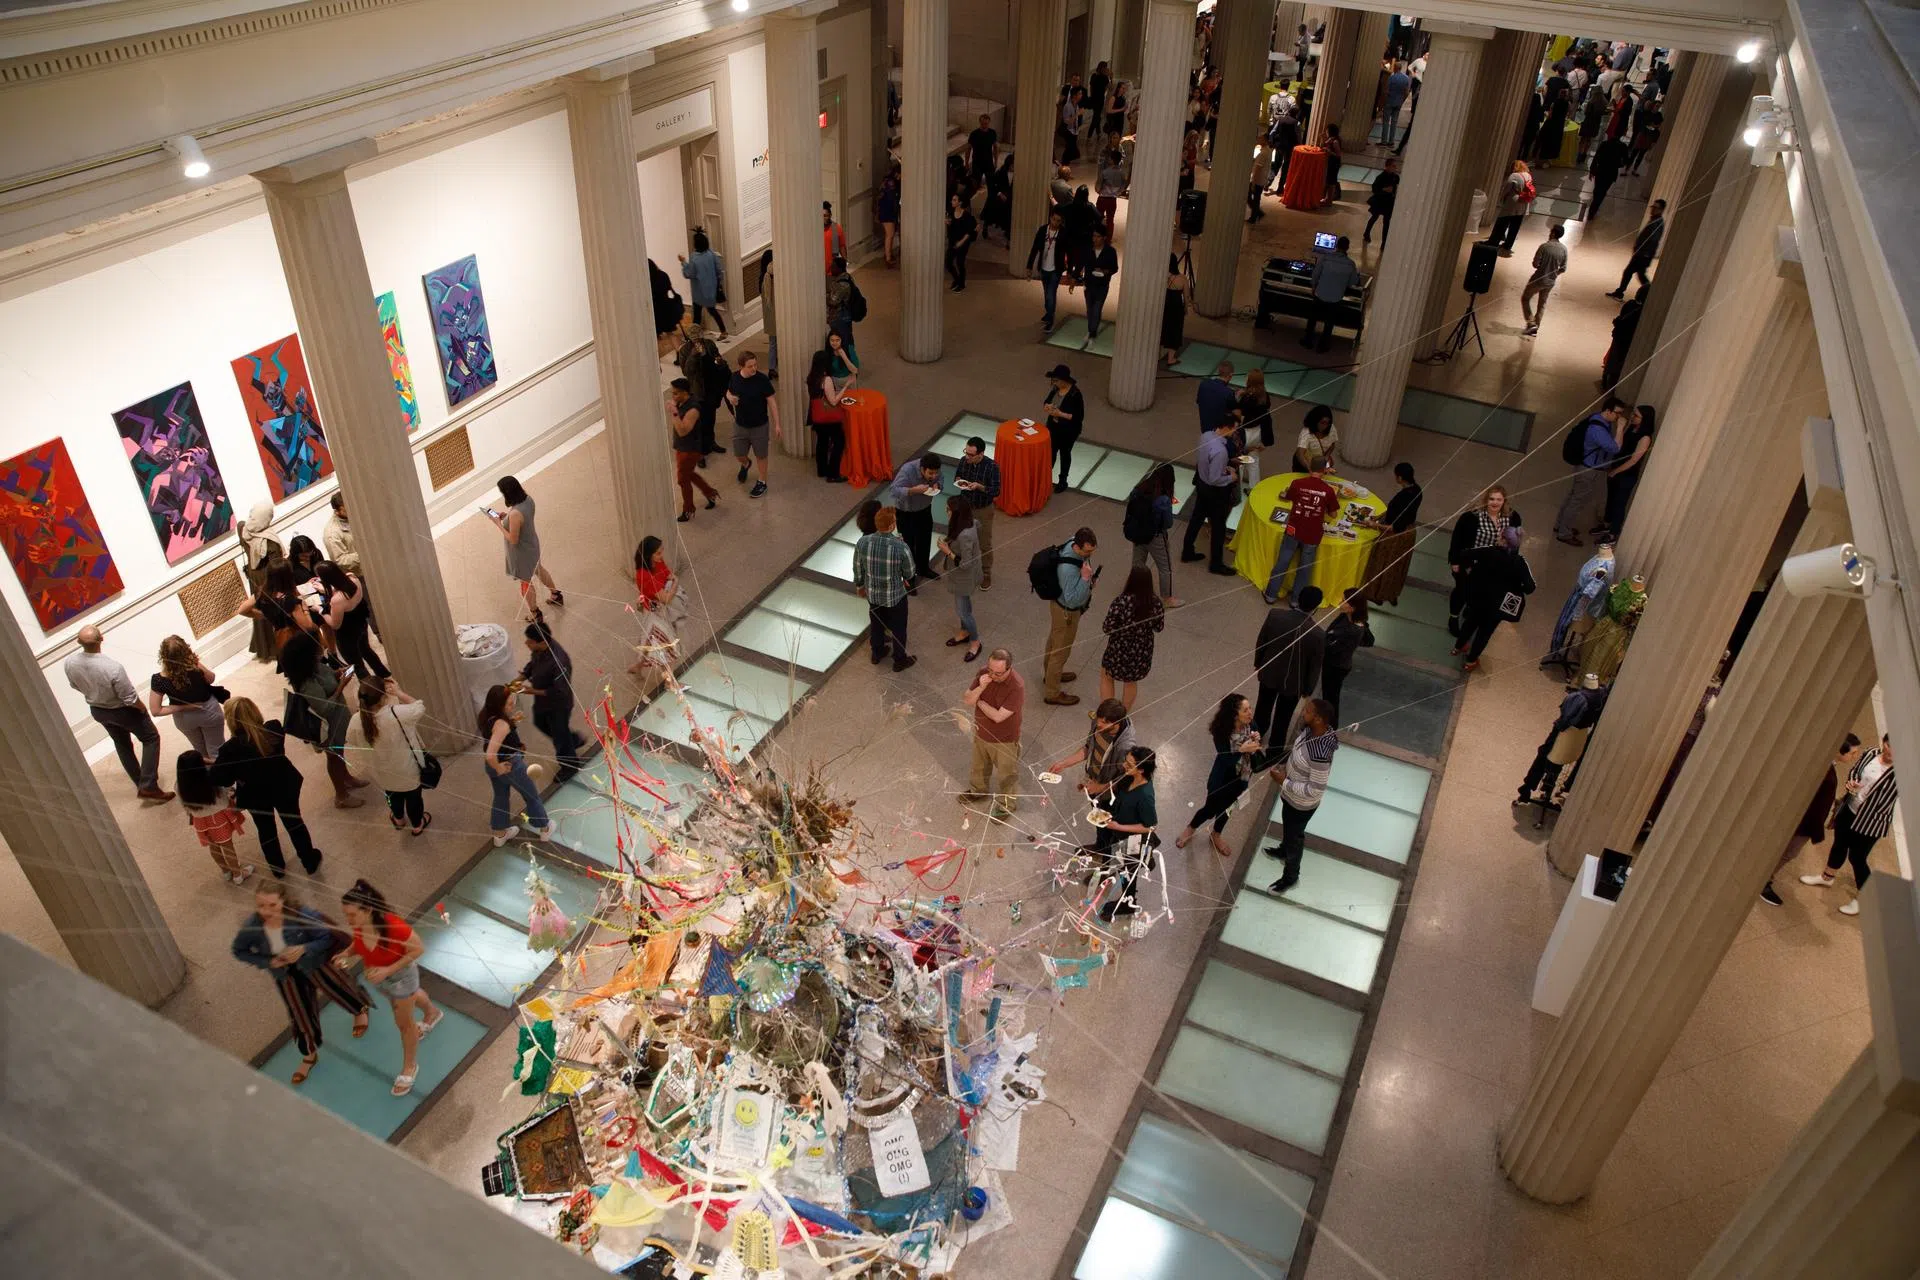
630;688;776;755
257;1000;487;1139
1066;444;1110;481
1408;540;1452;584
930;429;979;460
545;778;629;866
724;607;858;673
1368;608;1462;666
830;516;864;545
1077;449;1153;501
1159;1025;1342;1155
1373;583;1451;628
1169;464;1197;515
1305;790;1420;864
682;651;810;722
575;750;712;805
1220;888;1384;992
1217;348;1269;382
761;579;871;635
1341;652;1458;759
801;538;856;582
1262;366;1306;400
1113;1113;1315;1265
1185;960;1362;1079
1292;368;1354;411
1075;1196;1286;1280
949;411;1004;445
1281;851;1401;932
1328;746;1433;814
1043;316;1116;357
419;901;557;1007
1172;341;1229;376
454;847;604;937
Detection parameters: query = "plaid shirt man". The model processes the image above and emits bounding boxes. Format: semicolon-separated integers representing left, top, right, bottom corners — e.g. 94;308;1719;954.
953;454;1001;508
853;531;915;607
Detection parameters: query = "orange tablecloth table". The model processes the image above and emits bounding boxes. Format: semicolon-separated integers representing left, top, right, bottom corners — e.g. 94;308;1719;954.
994;418;1055;517
839;389;894;487
1280;146;1329;210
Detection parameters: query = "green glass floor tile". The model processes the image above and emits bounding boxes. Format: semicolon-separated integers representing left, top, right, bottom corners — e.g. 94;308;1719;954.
1329;744;1433;814
1172;341;1228;376
931;429;978;460
1374;583;1450;628
830;516;863;545
1408;540;1452;584
1305;790;1420;864
725;607;857;673
1158;1025;1342;1154
950;411;1003;444
801;539;856;581
1077;449;1152;501
1185;961;1361;1078
682;651;808;722
1368;608;1462;666
1168;464;1197;515
1045;316;1093;352
1220;888;1384;992
1066;444;1110;481
1085;320;1117;357
1339;162;1380;184
1399;385;1450;428
1113;1114;1315;1264
257;1001;487;1139
1075;1196;1286;1279
1264;357;1309;381
1292;368;1353;410
632;688;776;754
1340;652;1458;758
1280;851;1401;932
455;848;604;936
762;579;870;635
545;778;627;866
419;901;556;1007
1219;348;1268;384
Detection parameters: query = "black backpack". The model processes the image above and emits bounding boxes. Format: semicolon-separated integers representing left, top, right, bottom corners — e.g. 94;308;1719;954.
1122;489;1158;545
1028;544;1069;600
846;279;869;323
1562;414;1601;466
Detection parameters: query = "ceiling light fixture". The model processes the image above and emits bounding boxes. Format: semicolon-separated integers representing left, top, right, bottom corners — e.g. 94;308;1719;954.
165;134;211;180
732;0;750;11
1736;39;1762;63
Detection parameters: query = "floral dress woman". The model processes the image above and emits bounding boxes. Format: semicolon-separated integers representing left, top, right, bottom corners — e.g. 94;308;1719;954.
1100;571;1166;707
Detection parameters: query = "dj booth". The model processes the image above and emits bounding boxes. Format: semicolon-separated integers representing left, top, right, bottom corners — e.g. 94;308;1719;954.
1253;249;1371;342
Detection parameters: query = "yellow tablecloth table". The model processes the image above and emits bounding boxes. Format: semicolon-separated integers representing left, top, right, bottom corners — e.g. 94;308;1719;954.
1229;472;1387;602
1556;119;1581;167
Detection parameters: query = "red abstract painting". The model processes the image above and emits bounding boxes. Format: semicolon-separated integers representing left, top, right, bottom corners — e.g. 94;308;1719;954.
231;332;332;500
0;438;124;629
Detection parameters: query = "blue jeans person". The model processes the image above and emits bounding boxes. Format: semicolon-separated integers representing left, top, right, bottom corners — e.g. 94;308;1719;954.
954;593;979;641
1039;269;1062;330
1085;286;1109;339
488;754;550;833
1263;533;1319;604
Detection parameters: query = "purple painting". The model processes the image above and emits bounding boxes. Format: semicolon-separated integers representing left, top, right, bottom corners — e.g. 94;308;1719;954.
423;254;497;407
112;382;234;563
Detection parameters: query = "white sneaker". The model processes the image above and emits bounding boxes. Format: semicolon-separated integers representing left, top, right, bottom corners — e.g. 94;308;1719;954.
1840;898;1860;916
492;825;520;847
1799;872;1835;887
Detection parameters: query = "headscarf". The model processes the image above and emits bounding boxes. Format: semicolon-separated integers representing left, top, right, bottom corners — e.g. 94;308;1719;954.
239;501;276;566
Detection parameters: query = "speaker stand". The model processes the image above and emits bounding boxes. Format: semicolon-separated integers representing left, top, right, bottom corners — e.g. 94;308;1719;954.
1431;293;1485;363
1178;233;1196;292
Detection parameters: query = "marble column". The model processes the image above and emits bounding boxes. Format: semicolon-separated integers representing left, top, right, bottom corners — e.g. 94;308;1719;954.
2;628;184;1006
256;145;473;752
1190;0;1268;318
764;12;828;455
1114;0;1147;81
1618;60;1754;406
1339;24;1489;468
1501;494;1870;1203
1643;53;1719;208
1340;10;1392;141
1088;0;1118;78
898;0;948;363
1412;27;1534;361
563;74;676;554
1107;0;1196;411
1691;1043;1920;1279
1477;34;1548;231
1305;10;1359;146
1012;0;1067;281
1547;173;1820;878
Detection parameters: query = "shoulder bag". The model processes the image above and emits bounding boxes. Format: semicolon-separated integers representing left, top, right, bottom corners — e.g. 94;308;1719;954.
391;707;442;790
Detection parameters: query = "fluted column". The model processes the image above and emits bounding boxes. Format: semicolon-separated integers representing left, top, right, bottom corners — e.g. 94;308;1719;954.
1618;59;1754;405
256;145;472;752
899;0;948;363
1088;0;1117;77
1115;0;1147;80
1012;0;1067;280
1190;0;1269;317
1340;25;1488;467
1691;1041;1920;1280
1477;34;1548;230
2;631;183;1006
1547;173;1819;878
563;74;676;554
1108;0;1196;410
765;12;828;455
1412;27;1534;360
1305;10;1359;146
1643;53;1716;207
1340;10;1392;141
1501;495;1869;1203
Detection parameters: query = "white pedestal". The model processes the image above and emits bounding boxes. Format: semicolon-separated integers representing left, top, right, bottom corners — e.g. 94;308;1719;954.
1532;854;1618;1016
456;623;518;711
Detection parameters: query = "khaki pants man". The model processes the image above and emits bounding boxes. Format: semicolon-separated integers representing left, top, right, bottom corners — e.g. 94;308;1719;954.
1520;277;1556;332
1043;601;1082;700
970;737;1021;812
974;505;997;586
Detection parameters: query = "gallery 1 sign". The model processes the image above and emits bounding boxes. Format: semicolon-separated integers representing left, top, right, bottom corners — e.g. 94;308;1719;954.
634;87;715;156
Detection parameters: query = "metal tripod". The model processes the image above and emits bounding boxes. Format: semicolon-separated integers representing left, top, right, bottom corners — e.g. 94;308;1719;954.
1437;291;1485;361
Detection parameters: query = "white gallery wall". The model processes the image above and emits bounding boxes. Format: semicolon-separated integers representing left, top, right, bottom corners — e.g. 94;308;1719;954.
636;149;692;269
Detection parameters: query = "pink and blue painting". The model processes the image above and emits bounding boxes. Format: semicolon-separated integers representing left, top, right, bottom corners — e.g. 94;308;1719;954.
423;254;497;407
112;381;234;564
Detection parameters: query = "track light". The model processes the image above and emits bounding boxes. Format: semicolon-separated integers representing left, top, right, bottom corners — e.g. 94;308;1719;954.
165;134;210;180
1742;95;1793;166
732;0;750;11
1735;40;1762;64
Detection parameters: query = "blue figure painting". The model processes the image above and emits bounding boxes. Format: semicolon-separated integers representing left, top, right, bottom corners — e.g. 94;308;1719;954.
424;254;498;407
231;332;332;500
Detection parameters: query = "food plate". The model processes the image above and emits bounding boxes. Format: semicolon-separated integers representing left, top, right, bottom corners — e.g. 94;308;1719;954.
1085;809;1112;827
1037;771;1063;785
841;396;857;406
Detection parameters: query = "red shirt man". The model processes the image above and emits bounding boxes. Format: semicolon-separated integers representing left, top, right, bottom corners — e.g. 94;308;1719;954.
1284;459;1339;545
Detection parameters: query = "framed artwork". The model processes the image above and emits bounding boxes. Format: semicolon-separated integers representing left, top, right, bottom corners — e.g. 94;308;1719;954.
0;438;123;629
376;290;421;431
112;381;234;564
231;332;332;500
423;254;497;407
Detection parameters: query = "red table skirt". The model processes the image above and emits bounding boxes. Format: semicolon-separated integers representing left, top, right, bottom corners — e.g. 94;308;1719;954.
994;419;1054;517
1281;146;1330;210
839;390;893;487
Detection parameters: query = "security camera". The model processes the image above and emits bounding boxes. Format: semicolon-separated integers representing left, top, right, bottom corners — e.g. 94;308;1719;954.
1780;543;1879;598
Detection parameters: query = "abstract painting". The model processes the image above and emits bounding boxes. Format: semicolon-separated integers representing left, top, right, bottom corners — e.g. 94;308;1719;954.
0;439;123;629
376;290;421;431
112;382;234;564
423;254;497;407
231;332;331;500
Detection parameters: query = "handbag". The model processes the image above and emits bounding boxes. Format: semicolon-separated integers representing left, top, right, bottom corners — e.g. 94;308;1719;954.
392;707;442;790
281;690;324;745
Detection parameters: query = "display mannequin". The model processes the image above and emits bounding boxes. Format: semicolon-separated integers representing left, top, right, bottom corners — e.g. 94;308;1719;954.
1574;572;1645;684
1544;544;1614;674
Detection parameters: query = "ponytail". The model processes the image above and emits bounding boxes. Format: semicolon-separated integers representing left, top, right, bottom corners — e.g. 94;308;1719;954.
343;878;396;945
356;679;386;745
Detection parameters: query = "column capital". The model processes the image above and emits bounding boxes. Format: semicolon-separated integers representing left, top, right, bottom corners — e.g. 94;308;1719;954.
252;138;378;189
1423;20;1495;43
564;53;653;86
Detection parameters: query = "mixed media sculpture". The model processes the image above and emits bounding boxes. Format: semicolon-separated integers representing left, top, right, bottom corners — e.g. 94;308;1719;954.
111;382;233;563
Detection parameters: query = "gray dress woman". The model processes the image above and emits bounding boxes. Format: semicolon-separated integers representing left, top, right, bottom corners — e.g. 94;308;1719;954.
944;524;983;643
505;497;541;583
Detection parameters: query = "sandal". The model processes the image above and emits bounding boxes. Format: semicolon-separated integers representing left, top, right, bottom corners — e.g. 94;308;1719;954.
419;1008;444;1037
391;1070;417;1097
291;1053;318;1085
390;814;407;830
1174;828;1194;850
411;812;433;837
352;1012;370;1038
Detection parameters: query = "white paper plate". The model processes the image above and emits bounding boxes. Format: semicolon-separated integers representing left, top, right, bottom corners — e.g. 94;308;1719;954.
1037;771;1063;785
1085;809;1112;827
